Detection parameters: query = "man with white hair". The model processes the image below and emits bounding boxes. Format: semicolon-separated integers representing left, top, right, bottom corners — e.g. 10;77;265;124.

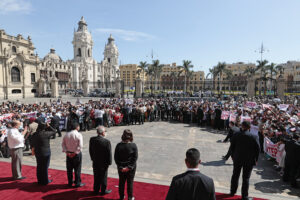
7;120;28;180
89;126;112;195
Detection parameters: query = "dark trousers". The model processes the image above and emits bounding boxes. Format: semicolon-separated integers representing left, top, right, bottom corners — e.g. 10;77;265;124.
84;120;90;131
36;152;51;185
95;118;103;127
93;164;108;193
230;163;253;198
66;152;82;186
118;167;136;199
52;127;61;139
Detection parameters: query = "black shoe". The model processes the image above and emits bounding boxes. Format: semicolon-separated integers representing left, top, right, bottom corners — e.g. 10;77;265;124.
15;177;26;180
58;135;62;137
74;183;85;188
128;197;135;200
242;197;253;200
229;192;235;197
100;189;112;195
93;191;99;195
222;156;228;161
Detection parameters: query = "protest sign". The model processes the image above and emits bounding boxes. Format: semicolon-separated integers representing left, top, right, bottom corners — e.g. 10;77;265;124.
221;111;230;120
229;114;237;122
246;101;257;108
279;104;289;111
263;137;278;159
241;116;251;122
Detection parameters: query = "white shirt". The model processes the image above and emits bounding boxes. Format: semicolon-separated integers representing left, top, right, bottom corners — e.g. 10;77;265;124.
187;168;200;172
62;129;83;154
7;128;24;149
94;109;104;119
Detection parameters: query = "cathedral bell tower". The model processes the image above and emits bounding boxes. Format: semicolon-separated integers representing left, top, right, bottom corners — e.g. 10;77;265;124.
72;16;93;61
104;34;119;66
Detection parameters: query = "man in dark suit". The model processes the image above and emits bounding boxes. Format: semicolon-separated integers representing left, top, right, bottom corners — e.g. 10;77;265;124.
50;112;61;139
229;121;260;200
197;106;204;126
89;126;112;195
166;148;216;200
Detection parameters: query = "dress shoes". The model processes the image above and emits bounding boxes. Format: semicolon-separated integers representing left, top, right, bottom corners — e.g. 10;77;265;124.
74;183;85;188
15;177;26;180
128;197;135;200
242;197;253;200
100;189;112;195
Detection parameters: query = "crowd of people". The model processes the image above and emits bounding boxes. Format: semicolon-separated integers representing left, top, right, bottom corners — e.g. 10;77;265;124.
0;95;300;199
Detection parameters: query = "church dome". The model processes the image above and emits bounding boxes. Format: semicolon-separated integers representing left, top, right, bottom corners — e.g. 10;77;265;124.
44;48;62;63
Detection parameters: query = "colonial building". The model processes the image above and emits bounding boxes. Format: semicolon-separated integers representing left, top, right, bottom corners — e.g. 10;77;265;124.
0;16;120;99
39;48;71;91
0;29;39;98
119;64;147;88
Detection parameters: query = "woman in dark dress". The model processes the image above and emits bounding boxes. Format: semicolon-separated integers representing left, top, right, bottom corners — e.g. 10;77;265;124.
114;129;138;200
31;122;56;185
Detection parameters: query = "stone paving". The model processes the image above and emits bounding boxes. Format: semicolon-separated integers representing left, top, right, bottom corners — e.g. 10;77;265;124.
1;121;300;199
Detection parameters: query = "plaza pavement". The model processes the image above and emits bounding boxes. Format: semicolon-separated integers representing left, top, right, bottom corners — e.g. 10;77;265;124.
1;121;299;200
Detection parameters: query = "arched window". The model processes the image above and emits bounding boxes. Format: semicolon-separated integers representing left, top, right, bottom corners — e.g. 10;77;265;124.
77;48;81;57
11;67;21;82
12;46;17;53
88;49;91;57
12;89;21;93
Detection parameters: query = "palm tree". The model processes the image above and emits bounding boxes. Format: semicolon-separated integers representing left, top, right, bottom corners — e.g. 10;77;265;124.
206;67;217;91
214;62;226;94
256;59;268;95
145;65;154;94
170;71;178;91
243;66;256;78
151;60;163;91
186;70;194;92
266;63;276;95
138;61;148;93
224;70;233;94
178;60;193;94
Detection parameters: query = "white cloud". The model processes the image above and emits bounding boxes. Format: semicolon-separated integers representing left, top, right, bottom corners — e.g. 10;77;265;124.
95;28;155;41
0;0;32;14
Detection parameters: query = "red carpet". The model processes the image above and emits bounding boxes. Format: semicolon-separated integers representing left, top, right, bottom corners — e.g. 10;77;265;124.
0;161;267;200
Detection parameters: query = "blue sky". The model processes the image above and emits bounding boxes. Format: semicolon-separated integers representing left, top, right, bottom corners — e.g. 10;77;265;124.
1;0;300;74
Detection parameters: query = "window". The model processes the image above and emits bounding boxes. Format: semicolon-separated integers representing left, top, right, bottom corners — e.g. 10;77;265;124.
77;48;81;57
12;89;21;93
11;67;20;82
88;49;91;57
31;73;35;83
108;58;111;63
12;46;17;53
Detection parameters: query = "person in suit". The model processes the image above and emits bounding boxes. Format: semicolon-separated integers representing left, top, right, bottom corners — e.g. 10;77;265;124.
31;122;56;185
89;126;112;195
166;148;216;200
50;112;61;139
229;121;260;200
197;106;204;126
114;129;138;200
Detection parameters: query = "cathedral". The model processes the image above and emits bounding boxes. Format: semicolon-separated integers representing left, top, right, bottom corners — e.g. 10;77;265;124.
0;16;119;99
71;16;119;89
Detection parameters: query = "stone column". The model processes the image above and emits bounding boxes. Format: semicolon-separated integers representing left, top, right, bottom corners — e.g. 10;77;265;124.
51;77;59;98
277;77;285;99
135;78;142;98
38;78;46;97
115;78;121;98
247;77;255;98
83;79;89;96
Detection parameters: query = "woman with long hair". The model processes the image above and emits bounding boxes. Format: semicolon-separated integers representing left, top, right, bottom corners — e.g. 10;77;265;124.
114;129;138;200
